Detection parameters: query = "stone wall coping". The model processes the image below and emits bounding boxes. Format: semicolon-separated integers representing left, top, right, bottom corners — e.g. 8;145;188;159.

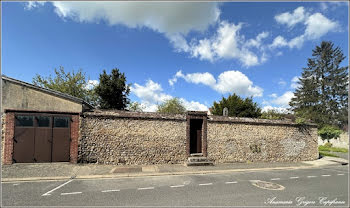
83;110;317;127
83;110;186;121
208;115;317;127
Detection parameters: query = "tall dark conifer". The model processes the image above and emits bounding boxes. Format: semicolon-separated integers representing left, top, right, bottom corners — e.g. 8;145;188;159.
290;41;348;128
95;68;131;110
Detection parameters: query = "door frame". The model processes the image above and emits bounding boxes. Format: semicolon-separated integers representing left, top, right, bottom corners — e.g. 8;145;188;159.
13;112;72;163
186;111;208;157
3;110;80;165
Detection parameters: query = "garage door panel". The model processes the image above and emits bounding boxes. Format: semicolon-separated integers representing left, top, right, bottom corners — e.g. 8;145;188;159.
13;128;35;163
52;128;70;162
34;128;52;162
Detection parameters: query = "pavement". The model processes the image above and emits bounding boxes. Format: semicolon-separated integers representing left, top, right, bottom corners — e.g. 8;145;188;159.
1;156;348;182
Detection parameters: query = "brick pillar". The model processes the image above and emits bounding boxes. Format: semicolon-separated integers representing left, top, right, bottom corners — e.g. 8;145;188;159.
3;112;14;165
69;114;79;163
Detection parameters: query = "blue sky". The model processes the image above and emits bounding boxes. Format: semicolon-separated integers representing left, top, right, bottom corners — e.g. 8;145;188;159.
2;1;349;112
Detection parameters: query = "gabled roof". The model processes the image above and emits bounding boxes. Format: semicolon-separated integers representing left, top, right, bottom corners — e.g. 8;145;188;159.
2;75;94;110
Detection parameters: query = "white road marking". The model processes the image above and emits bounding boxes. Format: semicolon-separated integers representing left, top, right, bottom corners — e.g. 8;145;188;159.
225;181;238;184
60;192;82;195
101;189;120;193
337;173;345;176
13;184;19;186
270;178;280;181
321;174;331;177
199;183;213;186
290;176;299;179
307;176;317;178
42;179;73;196
170;185;185;188
137;187;154;190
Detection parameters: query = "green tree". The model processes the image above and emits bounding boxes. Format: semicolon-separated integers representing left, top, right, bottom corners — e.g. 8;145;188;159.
260;109;286;120
318;125;342;142
211;93;261;118
32;66;98;105
289;41;348;128
157;98;186;114
95;68;130;109
128;102;144;112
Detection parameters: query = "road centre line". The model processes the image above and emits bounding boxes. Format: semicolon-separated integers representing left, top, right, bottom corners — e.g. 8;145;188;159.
170;185;185;188
61;192;82;195
42;179;73;196
225;181;238;184
337;173;345;175
101;189;120;193
290;176;299;179
321;174;331;177
137;187;154;190
307;176;317;178
199;183;213;186
270;178;280;181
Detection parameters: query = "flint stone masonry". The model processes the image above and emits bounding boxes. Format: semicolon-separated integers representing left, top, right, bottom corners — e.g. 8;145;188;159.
207;121;318;163
80;110;187;165
79;110;318;165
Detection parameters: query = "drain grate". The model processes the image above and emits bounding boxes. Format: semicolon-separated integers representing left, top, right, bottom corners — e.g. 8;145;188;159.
250;180;285;191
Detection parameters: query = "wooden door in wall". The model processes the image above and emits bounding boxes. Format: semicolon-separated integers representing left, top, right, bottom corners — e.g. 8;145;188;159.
190;119;203;154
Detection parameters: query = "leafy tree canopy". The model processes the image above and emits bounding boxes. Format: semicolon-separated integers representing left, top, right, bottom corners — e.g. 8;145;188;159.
32;66;98;106
211;93;261;118
128;102;144;112
157;98;186;114
95;68;130;110
318;125;342;142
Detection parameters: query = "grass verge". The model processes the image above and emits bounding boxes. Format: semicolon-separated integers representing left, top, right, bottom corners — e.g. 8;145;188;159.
318;145;348;153
319;151;339;158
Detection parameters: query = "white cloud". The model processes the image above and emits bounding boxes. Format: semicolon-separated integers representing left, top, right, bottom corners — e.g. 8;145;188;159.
278;79;287;87
269;93;277;98
131;79;207;112
24;1;46;10
304;13;339;40
276;51;283;56
188;21;266;67
169;70;263;97
180;99;208;111
269;36;288;49
245;31;269;48
272;8;339;50
270;91;295;107
290;76;301;89
270;35;305;49
288;35;305;49
85;79;99;90
131;80;172;104
275;6;307;28
48;2;220;36
191;39;215;62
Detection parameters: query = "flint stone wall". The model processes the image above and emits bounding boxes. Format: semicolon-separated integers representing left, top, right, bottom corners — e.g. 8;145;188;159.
207;117;318;163
79;110;187;165
79;110;318;165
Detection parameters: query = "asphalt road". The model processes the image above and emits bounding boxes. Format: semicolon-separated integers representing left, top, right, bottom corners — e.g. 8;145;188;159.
2;165;349;207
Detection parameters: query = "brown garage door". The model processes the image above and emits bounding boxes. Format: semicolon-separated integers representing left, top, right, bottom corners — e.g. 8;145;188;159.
13;114;71;163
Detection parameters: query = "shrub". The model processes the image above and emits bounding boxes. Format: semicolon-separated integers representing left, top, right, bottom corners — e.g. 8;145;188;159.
318;125;342;142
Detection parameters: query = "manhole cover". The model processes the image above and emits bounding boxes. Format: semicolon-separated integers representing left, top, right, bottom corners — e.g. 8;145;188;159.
250;180;285;190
